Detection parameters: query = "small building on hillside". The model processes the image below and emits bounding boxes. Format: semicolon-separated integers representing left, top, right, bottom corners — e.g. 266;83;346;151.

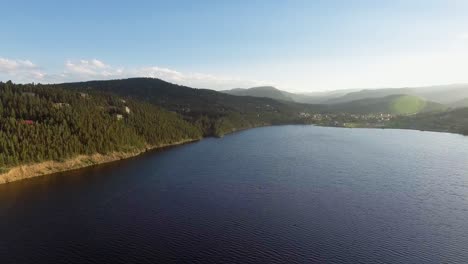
21;120;34;125
53;103;70;109
22;92;36;97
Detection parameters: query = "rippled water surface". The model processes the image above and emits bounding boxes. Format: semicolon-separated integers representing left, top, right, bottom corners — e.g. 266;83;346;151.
1;126;468;263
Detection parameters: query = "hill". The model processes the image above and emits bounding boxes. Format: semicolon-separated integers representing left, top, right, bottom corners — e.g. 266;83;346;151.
325;95;445;115
324;84;468;105
389;107;468;135
56;78;320;136
221;86;335;104
0;81;203;170
0;78;466;182
448;97;468;109
297;89;361;104
222;84;468;106
221;86;295;102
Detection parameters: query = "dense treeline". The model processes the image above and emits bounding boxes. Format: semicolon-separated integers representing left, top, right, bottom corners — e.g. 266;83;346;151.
3;77;464;171
0;81;202;168
388;107;468;135
57;78;315;136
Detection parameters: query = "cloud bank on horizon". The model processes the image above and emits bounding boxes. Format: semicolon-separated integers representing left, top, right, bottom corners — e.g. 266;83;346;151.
0;58;272;90
2;48;468;92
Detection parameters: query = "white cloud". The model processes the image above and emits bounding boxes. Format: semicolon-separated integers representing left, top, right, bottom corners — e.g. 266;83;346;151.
65;59;112;76
0;57;271;89
133;66;271;89
458;33;468;40
4;55;468;92
0;58;45;82
61;59;271;89
0;58;33;72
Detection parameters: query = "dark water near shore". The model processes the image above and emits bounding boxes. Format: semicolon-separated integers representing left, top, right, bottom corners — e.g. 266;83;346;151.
1;126;468;263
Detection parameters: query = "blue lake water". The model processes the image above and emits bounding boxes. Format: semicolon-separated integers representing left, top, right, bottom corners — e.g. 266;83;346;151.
1;126;468;263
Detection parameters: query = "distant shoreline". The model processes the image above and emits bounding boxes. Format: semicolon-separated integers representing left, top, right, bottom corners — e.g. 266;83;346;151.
0;139;199;185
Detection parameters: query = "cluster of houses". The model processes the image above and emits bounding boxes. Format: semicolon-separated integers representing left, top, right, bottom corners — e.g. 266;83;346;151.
53;103;70;109
303;113;393;121
297;112;395;127
114;99;131;120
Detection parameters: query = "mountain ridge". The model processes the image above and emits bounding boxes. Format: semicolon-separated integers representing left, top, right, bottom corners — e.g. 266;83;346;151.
222;83;468;106
221;86;296;102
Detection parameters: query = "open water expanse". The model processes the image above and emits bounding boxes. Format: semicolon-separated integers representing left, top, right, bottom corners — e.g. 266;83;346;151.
1;126;468;263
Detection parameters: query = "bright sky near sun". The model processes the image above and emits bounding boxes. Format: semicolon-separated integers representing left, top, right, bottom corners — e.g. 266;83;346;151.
1;0;468;92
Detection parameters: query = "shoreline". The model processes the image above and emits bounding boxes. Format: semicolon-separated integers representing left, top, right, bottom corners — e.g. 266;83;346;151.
1;123;466;185
0;122;266;185
0;138;199;185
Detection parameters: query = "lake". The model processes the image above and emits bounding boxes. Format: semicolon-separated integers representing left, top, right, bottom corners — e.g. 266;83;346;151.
1;126;468;263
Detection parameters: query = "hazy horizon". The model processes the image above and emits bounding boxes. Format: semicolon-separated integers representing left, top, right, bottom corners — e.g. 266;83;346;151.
3;76;468;95
2;0;468;92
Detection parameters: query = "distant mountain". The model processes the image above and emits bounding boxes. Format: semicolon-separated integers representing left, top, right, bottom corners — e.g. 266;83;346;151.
56;78;321;136
448;97;468;109
390;107;468;135
302;88;361;97
410;84;468;104
298;89;362;104
56;79;456;135
221;84;446;114
222;84;468;106
324;84;468;105
221;86;295;102
221;86;343;104
326;95;445;115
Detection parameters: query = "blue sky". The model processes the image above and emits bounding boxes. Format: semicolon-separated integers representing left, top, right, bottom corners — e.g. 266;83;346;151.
1;0;468;91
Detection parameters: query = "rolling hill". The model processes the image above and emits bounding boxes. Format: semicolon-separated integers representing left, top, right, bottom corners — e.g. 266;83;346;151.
222;84;468;107
56;78;321;136
1;78;467;177
221;86;343;104
448;98;468;109
0;81;204;170
59;78;445;122
221;86;295;102
389;107;468;135
325;95;445;115
324;84;468;105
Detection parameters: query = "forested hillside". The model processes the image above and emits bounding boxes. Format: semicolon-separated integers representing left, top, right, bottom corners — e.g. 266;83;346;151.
388;107;468;135
221;86;295;102
324;95;445;115
323;84;468;105
1;78;467;173
0;81;202;168
56;78;319;136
